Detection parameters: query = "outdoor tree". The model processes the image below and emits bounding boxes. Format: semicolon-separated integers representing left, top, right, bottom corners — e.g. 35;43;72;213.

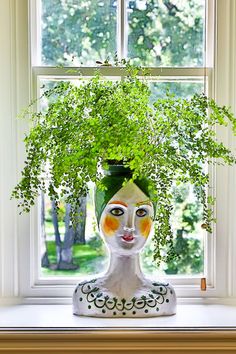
44;198;86;270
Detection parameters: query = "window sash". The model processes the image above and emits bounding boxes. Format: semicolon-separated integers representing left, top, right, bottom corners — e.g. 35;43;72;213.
33;66;211;77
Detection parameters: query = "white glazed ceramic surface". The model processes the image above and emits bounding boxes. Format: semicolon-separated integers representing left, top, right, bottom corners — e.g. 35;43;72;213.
73;181;176;317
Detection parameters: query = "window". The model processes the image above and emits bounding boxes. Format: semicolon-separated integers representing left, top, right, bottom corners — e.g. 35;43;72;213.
1;0;236;303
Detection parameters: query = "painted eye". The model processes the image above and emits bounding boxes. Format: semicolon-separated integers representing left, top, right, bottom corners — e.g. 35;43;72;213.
110;207;124;216
136;208;147;217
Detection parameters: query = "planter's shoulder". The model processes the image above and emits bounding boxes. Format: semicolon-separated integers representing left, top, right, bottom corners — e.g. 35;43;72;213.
73;277;176;318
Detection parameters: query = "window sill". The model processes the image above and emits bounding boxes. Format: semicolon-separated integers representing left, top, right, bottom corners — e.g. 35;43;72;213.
0;304;236;353
0;303;236;330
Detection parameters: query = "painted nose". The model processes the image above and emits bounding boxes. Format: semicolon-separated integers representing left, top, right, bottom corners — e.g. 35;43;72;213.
124;210;135;232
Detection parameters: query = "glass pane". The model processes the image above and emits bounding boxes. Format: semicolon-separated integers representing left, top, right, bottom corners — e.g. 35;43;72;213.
41;0;117;66
149;79;204;103
127;0;205;67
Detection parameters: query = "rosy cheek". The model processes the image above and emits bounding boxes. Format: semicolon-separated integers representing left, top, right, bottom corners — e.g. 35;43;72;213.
139;217;152;238
102;215;120;236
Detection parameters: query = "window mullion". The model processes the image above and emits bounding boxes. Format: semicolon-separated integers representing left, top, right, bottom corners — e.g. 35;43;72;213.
117;0;127;60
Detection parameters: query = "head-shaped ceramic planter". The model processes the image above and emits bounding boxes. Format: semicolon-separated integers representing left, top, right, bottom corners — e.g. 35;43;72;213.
73;171;176;317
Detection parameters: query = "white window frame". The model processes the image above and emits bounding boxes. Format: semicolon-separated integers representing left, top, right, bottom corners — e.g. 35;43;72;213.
1;0;236;304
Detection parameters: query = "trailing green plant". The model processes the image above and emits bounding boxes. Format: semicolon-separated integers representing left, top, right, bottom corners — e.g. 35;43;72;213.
12;61;236;265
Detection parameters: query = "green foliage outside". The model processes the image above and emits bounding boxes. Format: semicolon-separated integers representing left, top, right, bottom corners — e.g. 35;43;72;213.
128;0;204;66
41;0;117;66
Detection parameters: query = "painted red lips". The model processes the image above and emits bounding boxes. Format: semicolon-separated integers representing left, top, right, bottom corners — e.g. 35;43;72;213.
122;233;134;242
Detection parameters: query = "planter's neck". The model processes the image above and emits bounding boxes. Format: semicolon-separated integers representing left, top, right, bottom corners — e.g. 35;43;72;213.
108;252;142;276
104;251;144;298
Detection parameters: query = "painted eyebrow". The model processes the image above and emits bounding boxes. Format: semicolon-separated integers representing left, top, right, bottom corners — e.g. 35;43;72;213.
108;200;128;207
135;200;152;207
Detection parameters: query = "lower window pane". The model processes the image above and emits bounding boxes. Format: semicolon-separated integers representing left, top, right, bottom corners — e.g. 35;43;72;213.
39;77;205;278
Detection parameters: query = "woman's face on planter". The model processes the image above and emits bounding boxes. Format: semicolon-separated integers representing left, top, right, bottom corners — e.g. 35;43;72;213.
100;181;154;254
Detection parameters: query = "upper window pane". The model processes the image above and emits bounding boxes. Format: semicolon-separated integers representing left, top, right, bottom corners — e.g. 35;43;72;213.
127;0;205;67
40;0;117;66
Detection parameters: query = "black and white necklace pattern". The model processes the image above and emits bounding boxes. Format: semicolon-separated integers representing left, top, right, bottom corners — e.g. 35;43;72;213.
74;278;173;316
